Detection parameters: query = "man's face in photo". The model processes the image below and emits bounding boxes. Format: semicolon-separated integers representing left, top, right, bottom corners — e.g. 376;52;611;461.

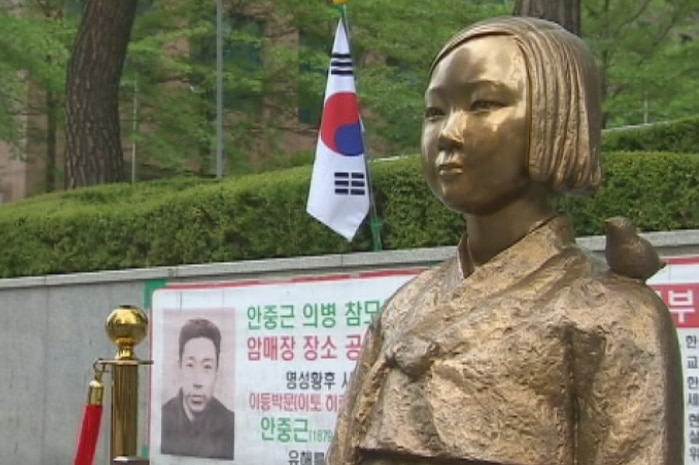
180;337;218;417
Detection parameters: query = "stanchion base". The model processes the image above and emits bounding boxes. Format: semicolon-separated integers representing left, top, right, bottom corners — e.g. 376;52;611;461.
113;457;149;465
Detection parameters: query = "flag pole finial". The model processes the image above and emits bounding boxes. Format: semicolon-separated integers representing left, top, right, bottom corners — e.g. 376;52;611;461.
333;0;348;20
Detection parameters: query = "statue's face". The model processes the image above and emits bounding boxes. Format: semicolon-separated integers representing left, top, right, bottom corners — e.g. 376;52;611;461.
421;35;530;215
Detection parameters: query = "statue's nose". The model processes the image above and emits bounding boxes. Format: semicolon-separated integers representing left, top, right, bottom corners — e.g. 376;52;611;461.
437;111;465;152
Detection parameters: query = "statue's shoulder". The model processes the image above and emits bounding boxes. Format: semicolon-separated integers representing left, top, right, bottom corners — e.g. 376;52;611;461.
562;270;676;352
379;257;459;328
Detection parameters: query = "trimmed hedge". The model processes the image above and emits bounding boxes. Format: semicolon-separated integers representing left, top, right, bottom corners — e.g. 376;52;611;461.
602;116;699;154
0;151;698;279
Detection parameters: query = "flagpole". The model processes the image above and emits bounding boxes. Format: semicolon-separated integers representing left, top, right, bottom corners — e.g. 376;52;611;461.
334;0;383;251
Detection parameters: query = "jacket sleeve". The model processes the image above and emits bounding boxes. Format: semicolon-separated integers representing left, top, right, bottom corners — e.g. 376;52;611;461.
573;290;684;465
326;314;385;465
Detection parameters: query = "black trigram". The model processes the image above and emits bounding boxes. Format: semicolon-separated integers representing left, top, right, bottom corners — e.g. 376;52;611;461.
330;52;354;76
334;171;366;196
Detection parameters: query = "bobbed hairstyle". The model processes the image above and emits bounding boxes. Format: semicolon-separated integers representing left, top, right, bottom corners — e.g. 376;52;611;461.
430;16;602;194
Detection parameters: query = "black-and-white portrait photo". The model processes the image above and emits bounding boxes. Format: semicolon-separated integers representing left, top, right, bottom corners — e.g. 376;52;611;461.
160;317;235;460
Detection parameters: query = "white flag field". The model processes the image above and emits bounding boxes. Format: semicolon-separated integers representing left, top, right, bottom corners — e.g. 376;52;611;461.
306;19;370;241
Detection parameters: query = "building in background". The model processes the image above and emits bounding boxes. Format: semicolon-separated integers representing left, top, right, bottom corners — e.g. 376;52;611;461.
0;0;330;203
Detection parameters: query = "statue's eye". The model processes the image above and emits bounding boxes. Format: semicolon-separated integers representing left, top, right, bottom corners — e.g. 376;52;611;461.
425;107;445;120
470;100;503;112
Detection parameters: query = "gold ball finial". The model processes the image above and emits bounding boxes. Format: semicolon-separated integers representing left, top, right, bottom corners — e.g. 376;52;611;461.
105;305;148;360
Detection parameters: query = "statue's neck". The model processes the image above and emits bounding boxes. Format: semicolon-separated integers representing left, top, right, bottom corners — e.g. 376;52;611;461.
463;186;555;270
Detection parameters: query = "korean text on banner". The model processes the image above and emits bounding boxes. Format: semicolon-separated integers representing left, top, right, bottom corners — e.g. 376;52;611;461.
649;257;699;465
148;271;420;465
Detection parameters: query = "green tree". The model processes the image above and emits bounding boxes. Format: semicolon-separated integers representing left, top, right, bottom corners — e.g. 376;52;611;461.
121;0;271;177
583;0;699;127
64;0;139;187
3;0;697;196
335;0;513;156
118;0;513;177
0;2;73;191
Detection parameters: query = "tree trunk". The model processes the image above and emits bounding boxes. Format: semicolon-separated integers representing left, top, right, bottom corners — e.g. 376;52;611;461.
64;0;138;188
45;89;57;192
600;49;610;128
599;0;611;127
513;0;581;36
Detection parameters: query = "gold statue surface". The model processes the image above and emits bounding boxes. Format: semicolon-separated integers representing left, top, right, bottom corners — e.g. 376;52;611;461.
327;17;683;465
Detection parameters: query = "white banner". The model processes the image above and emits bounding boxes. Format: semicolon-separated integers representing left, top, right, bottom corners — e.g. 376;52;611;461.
147;257;699;464
148;270;421;465
648;257;699;465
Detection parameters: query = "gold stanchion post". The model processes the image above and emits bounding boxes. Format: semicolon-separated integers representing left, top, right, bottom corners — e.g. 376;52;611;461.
103;305;151;461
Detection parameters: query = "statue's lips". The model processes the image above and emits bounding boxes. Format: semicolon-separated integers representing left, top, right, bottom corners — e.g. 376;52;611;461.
437;161;463;177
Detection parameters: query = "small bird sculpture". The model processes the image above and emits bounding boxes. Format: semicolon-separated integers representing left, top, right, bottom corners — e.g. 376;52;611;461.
604;216;665;281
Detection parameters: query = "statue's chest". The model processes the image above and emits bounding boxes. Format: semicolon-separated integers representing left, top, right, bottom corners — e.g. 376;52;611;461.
376;271;575;403
363;294;573;464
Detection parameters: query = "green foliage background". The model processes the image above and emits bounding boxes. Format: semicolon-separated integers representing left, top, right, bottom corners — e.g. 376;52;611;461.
602;115;699;154
2;0;697;183
0;1;698;279
1;115;698;278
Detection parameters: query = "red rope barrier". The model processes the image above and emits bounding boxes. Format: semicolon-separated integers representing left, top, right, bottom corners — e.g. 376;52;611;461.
73;373;104;465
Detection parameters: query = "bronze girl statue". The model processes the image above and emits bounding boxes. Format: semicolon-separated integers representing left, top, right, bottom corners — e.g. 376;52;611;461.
327;16;682;465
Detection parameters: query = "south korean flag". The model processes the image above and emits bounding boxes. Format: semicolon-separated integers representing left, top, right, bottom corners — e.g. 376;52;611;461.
306;19;369;241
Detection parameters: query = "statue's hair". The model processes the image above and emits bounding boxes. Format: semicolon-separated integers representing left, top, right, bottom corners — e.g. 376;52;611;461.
430;16;602;194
